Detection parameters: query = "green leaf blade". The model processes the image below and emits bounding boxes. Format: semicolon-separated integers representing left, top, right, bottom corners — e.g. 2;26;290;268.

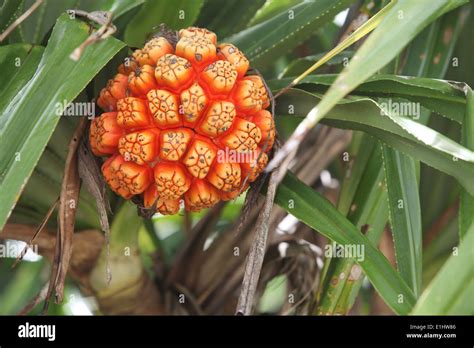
306;0;468;130
460;88;474;239
269;74;467;124
0;14;125;231
225;0;354;68
0;44;45;111
275;89;474;195
124;0;204;47
316;142;389;314
412;222;474;315
273;172;415;314
382;145;422;298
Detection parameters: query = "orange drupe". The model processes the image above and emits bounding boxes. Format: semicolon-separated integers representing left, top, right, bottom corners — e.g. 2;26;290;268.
90;27;275;215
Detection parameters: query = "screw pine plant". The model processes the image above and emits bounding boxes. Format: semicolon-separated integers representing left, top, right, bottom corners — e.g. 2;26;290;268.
0;0;473;320
90;27;274;214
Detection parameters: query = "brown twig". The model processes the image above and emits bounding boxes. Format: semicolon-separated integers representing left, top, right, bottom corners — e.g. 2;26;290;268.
18;282;50;315
166;202;226;287
235;172;267;236
12;198;59;269
235;167;280;315
0;0;43;42
68;10;116;61
2;223;105;303
1;223;56;257
173;283;204;315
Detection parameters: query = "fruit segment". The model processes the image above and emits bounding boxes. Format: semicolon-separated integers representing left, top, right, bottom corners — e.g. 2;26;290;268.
118;129;160;165
90;112;122;156
245;75;270;109
97;74;128;111
219;117;262;153
102;156;131;199
102;155;152;198
159;128;193;161
116;97;151;130
133;37;174;67
179;27;217;45
184;180;220;212
183;138;217;179
144;184;181;215
153;162;191;200
128;65;158;96
198;101;236;137
180;82;208;125
217;43;249;78
207;162;241;192
176;36;216;65
155;54;193;90
249;110;275;151
147;89;181;128
233;78;263;113
201;60;238;94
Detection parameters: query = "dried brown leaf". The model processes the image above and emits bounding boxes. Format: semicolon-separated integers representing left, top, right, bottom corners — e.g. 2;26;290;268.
11;198;58;268
44;118;87;310
78;139;112;283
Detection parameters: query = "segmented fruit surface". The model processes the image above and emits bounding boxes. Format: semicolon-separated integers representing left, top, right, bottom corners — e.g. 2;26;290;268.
90;27;275;214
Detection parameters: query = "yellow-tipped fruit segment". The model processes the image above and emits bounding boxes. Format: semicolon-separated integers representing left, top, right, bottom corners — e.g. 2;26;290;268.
201;60;238;94
198;101;236;137
97;74;128;111
133;37;174;67
147;89;181;128
116;97;151;130
179;27;217;45
183;138;217;179
128;65;158;97
176;36;216;65
155;54;193;90
217;43;249;78
180;82;208;126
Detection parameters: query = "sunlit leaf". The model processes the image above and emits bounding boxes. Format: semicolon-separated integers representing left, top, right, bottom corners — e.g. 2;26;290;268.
275;89;474;194
269;74;467;123
226;0;353;68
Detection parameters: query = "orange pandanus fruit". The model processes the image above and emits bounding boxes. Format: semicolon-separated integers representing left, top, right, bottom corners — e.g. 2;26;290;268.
90;27;275;214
